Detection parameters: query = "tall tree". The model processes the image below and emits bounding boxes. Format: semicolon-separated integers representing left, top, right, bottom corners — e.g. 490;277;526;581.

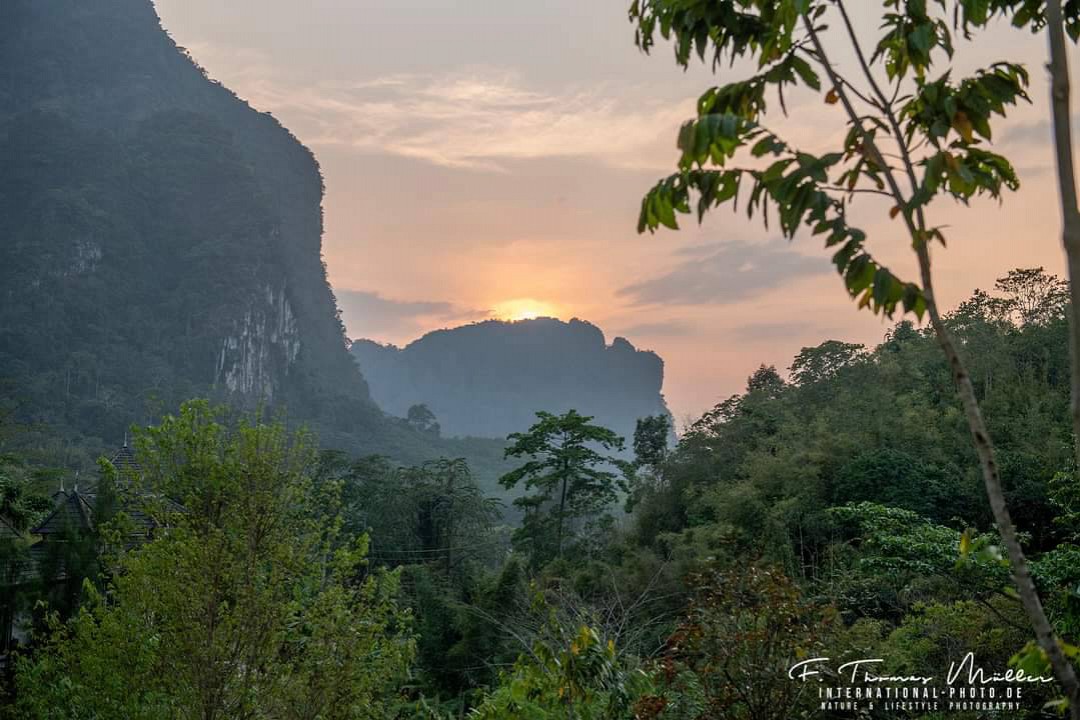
993;267;1069;326
633;414;671;470
400;457;501;575
342;456;501;573
500;410;625;561
630;0;1080;708
789;340;865;386
624;414;672;515
406;403;441;437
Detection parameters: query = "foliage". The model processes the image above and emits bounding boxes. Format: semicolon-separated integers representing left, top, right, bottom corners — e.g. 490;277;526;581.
636;272;1072;573
0;456;52;533
994;267;1070;326
827;502;1012;622
640;564;836;720
12;401;414;719
630;2;1033;319
624;415;671;515
468;596;652;720
880;598;1035;686
341;455;504;574
789;340;865;387
1033;545;1080;638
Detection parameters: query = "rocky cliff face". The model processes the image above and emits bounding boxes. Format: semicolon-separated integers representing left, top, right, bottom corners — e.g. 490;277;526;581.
0;0;380;447
215;282;302;400
351;318;673;445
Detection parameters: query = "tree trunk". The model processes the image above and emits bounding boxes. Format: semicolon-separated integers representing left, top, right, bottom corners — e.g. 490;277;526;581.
1046;0;1080;475
445;475;455;576
556;471;568;558
1043;5;1080;711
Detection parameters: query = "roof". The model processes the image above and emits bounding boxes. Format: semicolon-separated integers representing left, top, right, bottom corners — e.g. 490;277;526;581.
120;494;187;534
31;490;94;536
1;544;41;586
0;514;22;540
28;442;186;547
108;444;140;477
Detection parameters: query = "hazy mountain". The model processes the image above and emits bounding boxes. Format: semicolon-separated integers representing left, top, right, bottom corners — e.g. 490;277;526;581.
0;0;506;471
351;318;673;444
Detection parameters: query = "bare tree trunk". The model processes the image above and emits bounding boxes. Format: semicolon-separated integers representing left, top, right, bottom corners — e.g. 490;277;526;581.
1046;0;1080;476
805;11;1080;713
557;471;568;558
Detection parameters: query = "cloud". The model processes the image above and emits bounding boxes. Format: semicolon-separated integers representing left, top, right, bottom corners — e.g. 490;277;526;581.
616;320;696;338
184;44;688;171
616;240;832;307
336;290;487;340
1002;117;1080;146
1003;120;1052;146
727;322;840;342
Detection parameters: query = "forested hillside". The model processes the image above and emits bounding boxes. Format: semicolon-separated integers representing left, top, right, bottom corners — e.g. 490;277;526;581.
8;270;1076;719
352;318;674;443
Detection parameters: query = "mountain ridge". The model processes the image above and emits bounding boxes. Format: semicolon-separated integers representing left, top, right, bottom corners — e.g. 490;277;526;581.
351;317;673;445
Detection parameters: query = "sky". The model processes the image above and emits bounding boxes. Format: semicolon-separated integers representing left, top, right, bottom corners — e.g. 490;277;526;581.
153;0;1079;426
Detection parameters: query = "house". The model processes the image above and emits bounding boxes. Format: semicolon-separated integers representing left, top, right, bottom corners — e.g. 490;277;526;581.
0;442;184;660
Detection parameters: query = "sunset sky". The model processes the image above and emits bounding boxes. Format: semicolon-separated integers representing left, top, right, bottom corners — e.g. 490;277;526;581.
154;0;1079;426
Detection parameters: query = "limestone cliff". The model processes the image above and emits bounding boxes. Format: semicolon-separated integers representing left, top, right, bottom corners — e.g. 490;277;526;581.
351;318;673;445
0;0;381;447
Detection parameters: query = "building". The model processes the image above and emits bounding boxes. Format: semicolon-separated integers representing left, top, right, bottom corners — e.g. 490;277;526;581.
0;442;184;661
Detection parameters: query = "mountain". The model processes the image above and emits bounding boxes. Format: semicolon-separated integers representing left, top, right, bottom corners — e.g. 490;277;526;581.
0;0;502;471
351;318;673;445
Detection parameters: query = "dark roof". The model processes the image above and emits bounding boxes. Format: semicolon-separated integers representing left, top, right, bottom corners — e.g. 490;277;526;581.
29;443;185;547
2;543;41;586
108;444;140;476
120;494;187;534
31;491;94;536
0;514;22;540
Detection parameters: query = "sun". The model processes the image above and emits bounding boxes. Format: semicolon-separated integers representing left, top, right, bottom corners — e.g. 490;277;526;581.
493;298;558;322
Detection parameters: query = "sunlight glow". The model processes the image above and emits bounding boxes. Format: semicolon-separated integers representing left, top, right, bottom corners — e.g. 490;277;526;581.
493;298;559;322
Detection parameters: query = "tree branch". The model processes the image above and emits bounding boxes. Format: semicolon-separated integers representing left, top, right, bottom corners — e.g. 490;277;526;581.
805;8;1080;712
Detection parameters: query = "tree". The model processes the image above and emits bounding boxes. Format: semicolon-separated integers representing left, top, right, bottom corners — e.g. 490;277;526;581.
789;340;865;386
0;456;52;533
407;403;441;437
469;594;652;720
625;415;673;514
398;457;502;575
633;415;671;470
745;364;783;397
342;456;501;574
993;267;1069;326
831;449;952;521
499;411;625;562
630;0;1079;708
14;401;414;720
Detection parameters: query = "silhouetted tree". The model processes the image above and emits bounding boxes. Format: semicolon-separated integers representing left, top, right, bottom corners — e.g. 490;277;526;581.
499;410;624;562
